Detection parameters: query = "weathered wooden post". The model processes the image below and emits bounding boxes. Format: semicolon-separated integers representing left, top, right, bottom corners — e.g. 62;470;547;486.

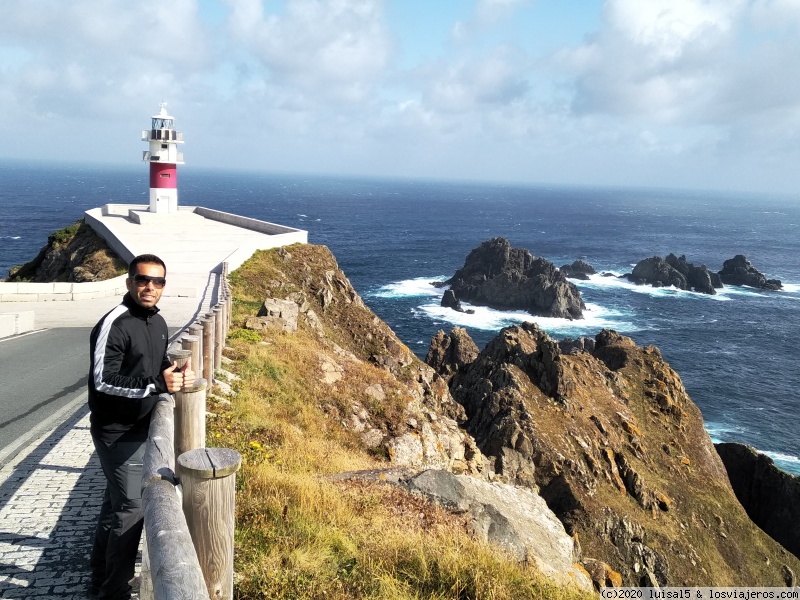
213;305;225;370
202;314;215;384
182;334;201;372
170;346;208;457
177;448;242;600
188;323;204;375
175;378;208;458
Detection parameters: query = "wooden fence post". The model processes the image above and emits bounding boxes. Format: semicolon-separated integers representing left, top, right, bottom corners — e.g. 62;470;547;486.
182;334;201;372
187;324;205;374
177;448;242;600
202;315;215;384
174;378;208;458
213;305;225;370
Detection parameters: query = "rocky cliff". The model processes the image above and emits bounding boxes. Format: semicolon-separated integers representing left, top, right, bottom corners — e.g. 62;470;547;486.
715;442;800;561
428;324;800;586
442;238;585;319
230;243;799;590
5;219;125;282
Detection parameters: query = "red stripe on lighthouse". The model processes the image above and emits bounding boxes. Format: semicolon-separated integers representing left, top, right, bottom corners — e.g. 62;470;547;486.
150;163;177;189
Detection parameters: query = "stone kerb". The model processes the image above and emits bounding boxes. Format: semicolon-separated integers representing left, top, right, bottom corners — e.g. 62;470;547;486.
0;275;128;302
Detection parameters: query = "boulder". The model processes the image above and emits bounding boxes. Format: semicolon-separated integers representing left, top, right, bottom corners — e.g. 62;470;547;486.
444;238;585;319
425;327;479;379
715;442;800;560
718;255;782;290
247;298;299;333
402;469;593;590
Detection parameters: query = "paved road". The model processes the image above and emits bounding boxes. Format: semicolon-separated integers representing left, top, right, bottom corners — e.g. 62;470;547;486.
0;329;91;464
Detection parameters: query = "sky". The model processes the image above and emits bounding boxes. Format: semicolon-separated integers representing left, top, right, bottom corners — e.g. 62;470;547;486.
1;0;800;194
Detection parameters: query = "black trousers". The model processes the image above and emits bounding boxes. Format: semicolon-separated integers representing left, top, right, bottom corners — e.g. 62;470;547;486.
89;429;146;600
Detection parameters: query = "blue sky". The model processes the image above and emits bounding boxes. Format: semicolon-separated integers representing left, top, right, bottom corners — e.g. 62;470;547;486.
0;0;799;194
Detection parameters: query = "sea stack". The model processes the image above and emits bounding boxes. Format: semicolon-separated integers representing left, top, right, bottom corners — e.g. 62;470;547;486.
442;238;585;319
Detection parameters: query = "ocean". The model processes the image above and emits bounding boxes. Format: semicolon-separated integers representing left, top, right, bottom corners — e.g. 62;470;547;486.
1;161;799;475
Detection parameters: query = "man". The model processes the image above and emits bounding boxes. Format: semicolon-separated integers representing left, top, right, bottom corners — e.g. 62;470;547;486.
88;254;194;600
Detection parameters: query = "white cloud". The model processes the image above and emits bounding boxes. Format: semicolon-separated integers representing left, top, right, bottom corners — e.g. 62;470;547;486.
0;0;209;126
224;0;391;102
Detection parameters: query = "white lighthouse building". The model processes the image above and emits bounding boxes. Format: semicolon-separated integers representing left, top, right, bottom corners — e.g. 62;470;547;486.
142;102;184;214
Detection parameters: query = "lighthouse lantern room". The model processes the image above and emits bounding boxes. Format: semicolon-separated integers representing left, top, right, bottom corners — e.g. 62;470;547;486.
142;102;184;214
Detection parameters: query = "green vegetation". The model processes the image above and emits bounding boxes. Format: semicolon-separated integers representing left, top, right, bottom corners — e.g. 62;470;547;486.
207;246;595;600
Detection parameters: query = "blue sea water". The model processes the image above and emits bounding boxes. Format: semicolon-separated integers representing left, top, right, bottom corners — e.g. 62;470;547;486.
2;161;799;474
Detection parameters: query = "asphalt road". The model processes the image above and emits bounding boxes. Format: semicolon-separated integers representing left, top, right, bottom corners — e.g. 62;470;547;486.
0;328;91;460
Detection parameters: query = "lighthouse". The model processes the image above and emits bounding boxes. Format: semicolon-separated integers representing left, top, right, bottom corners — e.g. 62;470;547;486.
142;102;184;214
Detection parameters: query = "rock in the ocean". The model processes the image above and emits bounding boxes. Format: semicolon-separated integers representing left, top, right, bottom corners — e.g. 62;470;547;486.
444;238;585;319
626;255;718;294
560;260;597;281
440;289;474;314
718;255;782;290
715;442;800;560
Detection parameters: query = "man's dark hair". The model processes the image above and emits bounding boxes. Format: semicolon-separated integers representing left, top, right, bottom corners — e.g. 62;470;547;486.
128;254;167;278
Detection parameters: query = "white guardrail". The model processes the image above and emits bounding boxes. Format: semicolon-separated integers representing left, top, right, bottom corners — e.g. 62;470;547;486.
0;275;129;302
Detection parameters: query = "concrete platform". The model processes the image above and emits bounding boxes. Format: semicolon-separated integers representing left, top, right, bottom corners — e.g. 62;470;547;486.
0;204;307;335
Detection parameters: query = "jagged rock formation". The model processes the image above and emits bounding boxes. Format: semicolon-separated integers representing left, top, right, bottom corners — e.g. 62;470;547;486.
718;255;782;290
6;219;125;282
625;254;720;294
443;238;585;319
233;244;487;476
440;289;474;314
427;323;800;586
560;260;596;281
715;442;800;560
425;327;480;378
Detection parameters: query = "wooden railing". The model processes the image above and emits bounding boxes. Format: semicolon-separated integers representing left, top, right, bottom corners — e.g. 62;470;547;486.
141;263;239;600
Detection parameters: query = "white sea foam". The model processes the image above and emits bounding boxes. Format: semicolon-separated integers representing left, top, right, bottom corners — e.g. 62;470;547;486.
705;422;746;444
763;450;800;465
705;423;800;473
415;300;637;336
780;282;800;294
372;277;446;299
0;236;21;240
577;273;733;301
298;214;308;218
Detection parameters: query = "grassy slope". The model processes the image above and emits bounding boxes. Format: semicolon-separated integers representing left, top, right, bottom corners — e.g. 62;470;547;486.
207;244;594;600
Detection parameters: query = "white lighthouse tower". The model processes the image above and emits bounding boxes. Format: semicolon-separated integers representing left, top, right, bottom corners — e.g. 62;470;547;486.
142;102;184;214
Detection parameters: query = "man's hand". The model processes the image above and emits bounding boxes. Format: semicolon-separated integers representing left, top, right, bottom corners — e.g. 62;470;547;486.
181;357;196;390
162;361;183;393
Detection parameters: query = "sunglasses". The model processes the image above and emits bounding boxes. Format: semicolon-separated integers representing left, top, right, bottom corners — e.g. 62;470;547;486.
132;274;167;289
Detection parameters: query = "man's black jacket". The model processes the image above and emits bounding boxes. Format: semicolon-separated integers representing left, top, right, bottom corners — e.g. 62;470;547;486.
88;292;171;442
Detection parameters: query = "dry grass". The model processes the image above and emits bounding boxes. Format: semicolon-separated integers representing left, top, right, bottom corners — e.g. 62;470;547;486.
207;247;595;600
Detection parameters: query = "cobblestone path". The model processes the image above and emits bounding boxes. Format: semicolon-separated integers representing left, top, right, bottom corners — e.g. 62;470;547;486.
0;407;140;600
